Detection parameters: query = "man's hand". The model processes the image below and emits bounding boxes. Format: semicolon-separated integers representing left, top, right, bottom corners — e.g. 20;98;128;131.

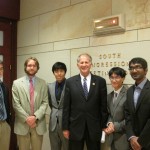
26;116;37;128
63;130;70;139
130;136;142;150
104;122;115;135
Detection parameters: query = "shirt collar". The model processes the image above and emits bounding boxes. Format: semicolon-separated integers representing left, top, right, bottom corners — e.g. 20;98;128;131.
56;78;66;87
135;78;147;90
114;86;123;95
80;73;91;81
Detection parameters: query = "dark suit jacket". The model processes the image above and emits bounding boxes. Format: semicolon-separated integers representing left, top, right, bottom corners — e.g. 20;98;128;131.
125;80;150;149
1;82;11;124
62;74;108;141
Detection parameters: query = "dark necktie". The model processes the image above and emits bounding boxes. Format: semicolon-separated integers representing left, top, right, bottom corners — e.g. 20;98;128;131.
56;85;61;104
113;92;118;104
29;78;34;115
83;78;88;99
0;84;4;120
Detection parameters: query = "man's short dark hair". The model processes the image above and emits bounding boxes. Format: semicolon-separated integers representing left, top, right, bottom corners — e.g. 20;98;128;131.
52;62;67;73
129;57;148;70
108;67;127;78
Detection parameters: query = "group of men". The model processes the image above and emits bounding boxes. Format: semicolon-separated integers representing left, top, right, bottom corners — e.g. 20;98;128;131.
0;53;150;150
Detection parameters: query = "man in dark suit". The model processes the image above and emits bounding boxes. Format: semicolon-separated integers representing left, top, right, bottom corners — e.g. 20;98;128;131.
0;60;11;150
125;57;150;150
62;53;108;150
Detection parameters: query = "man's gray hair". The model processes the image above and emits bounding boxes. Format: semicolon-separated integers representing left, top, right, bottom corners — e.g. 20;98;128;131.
77;53;92;63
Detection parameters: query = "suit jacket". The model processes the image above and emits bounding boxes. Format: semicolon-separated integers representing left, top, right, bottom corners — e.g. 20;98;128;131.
1;82;11;124
48;81;65;131
125;80;150;149
12;76;48;135
62;74;108;141
107;86;129;150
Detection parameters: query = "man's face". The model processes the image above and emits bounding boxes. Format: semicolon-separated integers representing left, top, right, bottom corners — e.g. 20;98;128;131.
54;69;66;83
129;63;147;84
77;55;92;77
25;59;38;76
0;64;4;80
0;64;3;77
109;73;125;91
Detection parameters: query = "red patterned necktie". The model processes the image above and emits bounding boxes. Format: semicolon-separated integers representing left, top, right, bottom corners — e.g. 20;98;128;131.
29;78;34;115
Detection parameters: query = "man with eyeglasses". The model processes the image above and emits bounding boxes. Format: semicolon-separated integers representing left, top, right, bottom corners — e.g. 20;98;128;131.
0;60;11;150
103;67;129;150
125;57;150;150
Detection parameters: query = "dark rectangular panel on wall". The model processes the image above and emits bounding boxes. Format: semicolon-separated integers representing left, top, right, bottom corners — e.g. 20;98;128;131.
0;0;20;20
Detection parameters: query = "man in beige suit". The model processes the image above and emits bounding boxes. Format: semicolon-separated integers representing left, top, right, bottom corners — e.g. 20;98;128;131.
12;57;48;150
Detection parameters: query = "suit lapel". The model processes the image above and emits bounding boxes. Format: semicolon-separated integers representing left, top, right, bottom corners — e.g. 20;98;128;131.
21;76;30;102
58;83;66;106
108;92;114;115
34;77;39;102
88;74;96;100
135;80;150;111
128;86;135;112
113;86;126;111
75;75;85;99
52;82;58;107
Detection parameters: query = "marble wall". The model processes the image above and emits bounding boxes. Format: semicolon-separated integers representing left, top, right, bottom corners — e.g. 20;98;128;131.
17;0;150;149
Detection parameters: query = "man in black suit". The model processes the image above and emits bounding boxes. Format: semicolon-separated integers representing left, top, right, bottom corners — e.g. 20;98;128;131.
0;60;11;150
125;57;150;150
62;53;108;150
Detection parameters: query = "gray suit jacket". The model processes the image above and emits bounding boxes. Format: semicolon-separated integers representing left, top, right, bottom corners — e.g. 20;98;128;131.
12;76;48;135
48;81;65;131
107;86;129;150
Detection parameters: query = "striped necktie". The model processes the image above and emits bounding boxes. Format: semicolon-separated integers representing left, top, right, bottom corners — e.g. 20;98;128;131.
83;78;88;99
0;84;4;120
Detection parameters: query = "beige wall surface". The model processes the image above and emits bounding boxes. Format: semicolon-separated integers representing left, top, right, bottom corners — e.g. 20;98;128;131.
17;0;150;150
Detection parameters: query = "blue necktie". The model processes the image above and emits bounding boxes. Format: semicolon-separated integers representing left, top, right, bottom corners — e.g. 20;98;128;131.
0;85;4;120
83;78;88;99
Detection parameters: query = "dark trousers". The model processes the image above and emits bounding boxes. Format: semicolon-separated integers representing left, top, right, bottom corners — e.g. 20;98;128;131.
69;124;100;150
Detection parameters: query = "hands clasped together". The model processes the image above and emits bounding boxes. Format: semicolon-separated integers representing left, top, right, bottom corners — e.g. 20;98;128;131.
26;116;37;128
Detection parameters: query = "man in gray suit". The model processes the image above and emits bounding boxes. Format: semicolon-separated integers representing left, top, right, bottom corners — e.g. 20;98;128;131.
12;57;48;150
104;67;129;150
48;62;68;150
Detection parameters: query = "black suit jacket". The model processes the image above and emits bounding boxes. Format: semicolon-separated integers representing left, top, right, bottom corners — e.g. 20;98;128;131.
125;80;150;149
62;74;108;141
1;82;11;124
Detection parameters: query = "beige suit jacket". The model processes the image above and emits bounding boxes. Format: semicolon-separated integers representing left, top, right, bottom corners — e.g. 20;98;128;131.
12;76;48;135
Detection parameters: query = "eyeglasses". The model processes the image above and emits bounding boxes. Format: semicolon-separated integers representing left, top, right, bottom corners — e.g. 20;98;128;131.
128;66;143;71
109;76;121;81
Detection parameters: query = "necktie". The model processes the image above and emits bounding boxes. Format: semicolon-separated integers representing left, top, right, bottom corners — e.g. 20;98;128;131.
0;85;4;120
29;78;34;115
56;85;61;104
113;92;118;104
83;78;88;99
134;87;141;108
